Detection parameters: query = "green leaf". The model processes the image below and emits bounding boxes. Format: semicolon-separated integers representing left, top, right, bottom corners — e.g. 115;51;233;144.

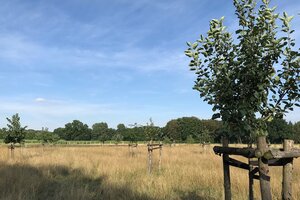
192;42;198;49
287;16;294;22
267;116;273;122
212;113;221;120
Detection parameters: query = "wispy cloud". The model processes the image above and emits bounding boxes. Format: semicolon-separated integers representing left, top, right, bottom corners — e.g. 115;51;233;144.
0;98;117;117
34;97;46;103
0;96;212;130
0;98;126;129
0;34;186;72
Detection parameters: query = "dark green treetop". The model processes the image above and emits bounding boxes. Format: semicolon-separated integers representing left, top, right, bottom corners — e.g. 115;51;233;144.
5;113;27;144
64;120;91;140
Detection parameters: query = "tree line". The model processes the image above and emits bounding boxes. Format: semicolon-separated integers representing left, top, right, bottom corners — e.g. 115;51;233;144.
0;114;299;144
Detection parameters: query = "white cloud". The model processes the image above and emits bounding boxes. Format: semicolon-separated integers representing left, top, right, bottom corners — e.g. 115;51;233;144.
34;97;46;102
0;99;116;117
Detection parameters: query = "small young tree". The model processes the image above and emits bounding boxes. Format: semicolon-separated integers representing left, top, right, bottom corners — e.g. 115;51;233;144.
5;113;27;157
144;118;161;142
38;127;60;145
112;133;123;145
185;0;299;142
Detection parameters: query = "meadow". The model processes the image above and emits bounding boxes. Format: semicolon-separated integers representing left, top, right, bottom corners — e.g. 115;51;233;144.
0;144;300;200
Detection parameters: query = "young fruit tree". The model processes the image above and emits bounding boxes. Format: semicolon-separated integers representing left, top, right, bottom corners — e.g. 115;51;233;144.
185;0;300;143
4;113;27;157
144;118;161;142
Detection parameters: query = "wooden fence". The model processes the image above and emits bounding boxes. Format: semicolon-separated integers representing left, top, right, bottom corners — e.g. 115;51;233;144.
128;143;138;156
147;141;163;174
213;136;300;200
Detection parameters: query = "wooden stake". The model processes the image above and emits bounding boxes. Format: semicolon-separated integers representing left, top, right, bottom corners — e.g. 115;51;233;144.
148;141;153;174
257;136;272;200
222;137;231;200
248;161;255;200
158;143;162;172
248;143;254;200
128;144;132;156
282;139;294;200
9;143;15;159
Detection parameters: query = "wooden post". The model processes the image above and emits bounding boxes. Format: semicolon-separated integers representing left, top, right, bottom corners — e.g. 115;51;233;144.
257;136;272;200
148;141;153;174
248;142;254;200
128;144;132;156
9;143;15;159
222;137;231;200
248;158;254;200
158;143;162;172
282;139;294;200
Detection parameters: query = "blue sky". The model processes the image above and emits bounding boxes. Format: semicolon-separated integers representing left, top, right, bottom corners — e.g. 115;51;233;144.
0;0;299;130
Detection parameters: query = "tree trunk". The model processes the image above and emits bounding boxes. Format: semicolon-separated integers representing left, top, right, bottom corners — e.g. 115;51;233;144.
222;137;231;200
282;140;294;200
257;136;272;200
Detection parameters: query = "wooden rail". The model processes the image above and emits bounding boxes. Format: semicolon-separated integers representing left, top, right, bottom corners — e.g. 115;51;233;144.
213;146;256;158
128;143;138;156
214;137;298;200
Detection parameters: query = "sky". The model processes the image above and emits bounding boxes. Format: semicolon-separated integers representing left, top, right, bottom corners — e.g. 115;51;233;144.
0;0;299;130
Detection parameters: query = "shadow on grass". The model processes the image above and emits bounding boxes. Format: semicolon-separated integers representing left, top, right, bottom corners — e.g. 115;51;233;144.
0;162;154;200
178;191;218;200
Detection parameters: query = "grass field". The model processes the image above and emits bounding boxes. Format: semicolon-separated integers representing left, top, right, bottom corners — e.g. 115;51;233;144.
0;144;300;200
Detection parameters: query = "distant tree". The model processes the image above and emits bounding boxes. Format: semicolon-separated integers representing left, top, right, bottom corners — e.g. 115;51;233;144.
197;129;213;143
64;120;91;140
4;113;27;144
116;123;126;136
177;117;206;142
92;122;107;140
24;129;38;140
163;136;172;145
38;127;60;144
186;135;196;144
117;124;126;131
123;124;146;142
123;129;135;142
92;122;111;143
164;119;181;142
164;117;210;143
112;133;123;144
267;118;293;143
185;0;300;142
199;120;223;142
53;127;66;140
292;121;300;143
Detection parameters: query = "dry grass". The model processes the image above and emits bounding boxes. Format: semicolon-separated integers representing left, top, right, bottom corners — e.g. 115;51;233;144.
0;144;300;200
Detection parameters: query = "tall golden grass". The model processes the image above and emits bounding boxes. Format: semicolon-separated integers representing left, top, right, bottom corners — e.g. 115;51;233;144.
0;144;299;200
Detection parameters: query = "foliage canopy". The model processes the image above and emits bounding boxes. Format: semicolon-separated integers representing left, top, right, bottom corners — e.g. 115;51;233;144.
4;113;27;144
185;0;300;140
